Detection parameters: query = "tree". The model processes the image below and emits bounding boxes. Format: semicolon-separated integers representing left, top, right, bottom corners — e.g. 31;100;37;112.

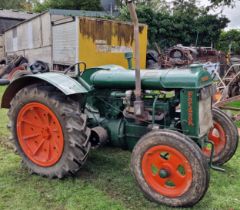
209;0;237;7
217;29;240;54
32;0;102;13
118;3;229;49
0;0;31;10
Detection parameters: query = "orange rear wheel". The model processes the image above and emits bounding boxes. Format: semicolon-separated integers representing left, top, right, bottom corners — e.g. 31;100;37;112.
17;102;64;167
9;84;91;178
142;145;192;197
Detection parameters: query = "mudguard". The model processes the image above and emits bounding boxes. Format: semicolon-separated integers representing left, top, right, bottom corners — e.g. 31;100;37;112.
1;72;89;108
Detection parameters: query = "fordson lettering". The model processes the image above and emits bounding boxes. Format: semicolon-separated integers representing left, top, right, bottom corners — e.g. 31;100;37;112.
188;91;194;126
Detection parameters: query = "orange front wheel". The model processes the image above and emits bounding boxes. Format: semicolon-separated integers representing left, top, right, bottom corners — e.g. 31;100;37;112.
202;108;238;165
131;130;209;207
142;145;192;198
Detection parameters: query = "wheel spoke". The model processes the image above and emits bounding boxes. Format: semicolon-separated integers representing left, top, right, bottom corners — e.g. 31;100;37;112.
46;141;51;162
33;108;45;124
169;154;182;170
171;172;186;187
32;139;45;155
23;133;40;141
21;119;44;129
146;152;166;170
209;133;221;144
154;174;168;186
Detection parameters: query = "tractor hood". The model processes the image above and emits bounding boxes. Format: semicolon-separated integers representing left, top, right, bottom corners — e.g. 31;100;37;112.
89;64;212;90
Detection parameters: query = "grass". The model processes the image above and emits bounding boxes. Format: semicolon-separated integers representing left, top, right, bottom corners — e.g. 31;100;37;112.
0;87;240;210
0;86;9;138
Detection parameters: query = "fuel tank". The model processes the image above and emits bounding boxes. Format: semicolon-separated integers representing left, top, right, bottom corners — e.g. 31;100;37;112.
89;64;212;90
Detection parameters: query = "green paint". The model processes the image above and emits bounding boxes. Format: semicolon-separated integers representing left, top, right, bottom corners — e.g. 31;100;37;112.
180;89;200;138
89;66;212;90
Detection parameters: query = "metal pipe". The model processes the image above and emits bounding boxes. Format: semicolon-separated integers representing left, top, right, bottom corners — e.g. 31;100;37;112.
127;0;144;117
127;0;141;100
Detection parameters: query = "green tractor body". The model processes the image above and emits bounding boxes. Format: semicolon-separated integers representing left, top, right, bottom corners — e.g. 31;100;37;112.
2;64;214;150
82;64;213;149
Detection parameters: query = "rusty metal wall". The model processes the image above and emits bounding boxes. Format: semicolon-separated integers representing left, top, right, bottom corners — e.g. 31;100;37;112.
4;13;52;65
78;17;148;69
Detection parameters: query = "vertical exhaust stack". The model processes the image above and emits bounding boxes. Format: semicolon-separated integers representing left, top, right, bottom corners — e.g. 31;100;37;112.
127;0;144;117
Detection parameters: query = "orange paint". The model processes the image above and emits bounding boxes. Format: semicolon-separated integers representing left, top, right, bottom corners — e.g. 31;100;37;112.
142;145;193;198
17;102;64;167
187;91;194;126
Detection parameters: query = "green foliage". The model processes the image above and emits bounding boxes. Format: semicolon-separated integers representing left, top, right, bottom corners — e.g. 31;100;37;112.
119;2;229;49
0;0;31;11
32;0;102;13
0;86;9;138
209;0;236;7
217;29;240;54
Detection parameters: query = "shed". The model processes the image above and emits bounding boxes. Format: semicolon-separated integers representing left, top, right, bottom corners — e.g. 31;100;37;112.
0;10;36;58
4;9;148;70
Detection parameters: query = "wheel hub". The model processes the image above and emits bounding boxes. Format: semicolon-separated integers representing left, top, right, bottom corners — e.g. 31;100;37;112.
159;169;170;178
42;127;51;140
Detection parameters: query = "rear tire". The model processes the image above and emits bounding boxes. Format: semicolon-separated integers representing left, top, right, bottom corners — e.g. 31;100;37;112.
8;84;91;178
131;130;209;207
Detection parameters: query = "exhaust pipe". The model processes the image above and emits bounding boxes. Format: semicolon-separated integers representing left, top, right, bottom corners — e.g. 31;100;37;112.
127;0;144;117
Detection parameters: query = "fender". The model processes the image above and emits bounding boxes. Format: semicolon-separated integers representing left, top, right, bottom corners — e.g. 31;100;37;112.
1;72;90;108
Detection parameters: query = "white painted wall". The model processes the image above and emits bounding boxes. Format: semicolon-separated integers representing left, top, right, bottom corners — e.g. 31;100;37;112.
0;35;4;58
52;21;76;64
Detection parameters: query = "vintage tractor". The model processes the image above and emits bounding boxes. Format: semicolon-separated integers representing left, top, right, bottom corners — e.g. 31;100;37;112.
0;1;239;208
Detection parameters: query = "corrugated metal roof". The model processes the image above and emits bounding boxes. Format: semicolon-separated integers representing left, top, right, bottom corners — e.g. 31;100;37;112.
0;9;37;20
49;9;118;18
100;0;116;11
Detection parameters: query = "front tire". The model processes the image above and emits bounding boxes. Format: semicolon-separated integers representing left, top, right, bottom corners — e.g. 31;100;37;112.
131;130;209;207
8;84;91;178
203;108;239;165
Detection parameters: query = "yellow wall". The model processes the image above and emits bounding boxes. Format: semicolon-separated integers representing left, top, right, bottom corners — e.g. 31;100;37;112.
78;18;148;69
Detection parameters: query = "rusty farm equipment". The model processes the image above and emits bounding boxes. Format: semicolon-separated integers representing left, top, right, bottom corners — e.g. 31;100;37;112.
147;43;228;74
212;63;240;127
0;1;239;208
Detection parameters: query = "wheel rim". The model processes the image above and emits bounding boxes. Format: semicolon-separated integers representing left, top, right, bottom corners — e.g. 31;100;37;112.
17;102;64;167
141;145;193;197
203;122;226;157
